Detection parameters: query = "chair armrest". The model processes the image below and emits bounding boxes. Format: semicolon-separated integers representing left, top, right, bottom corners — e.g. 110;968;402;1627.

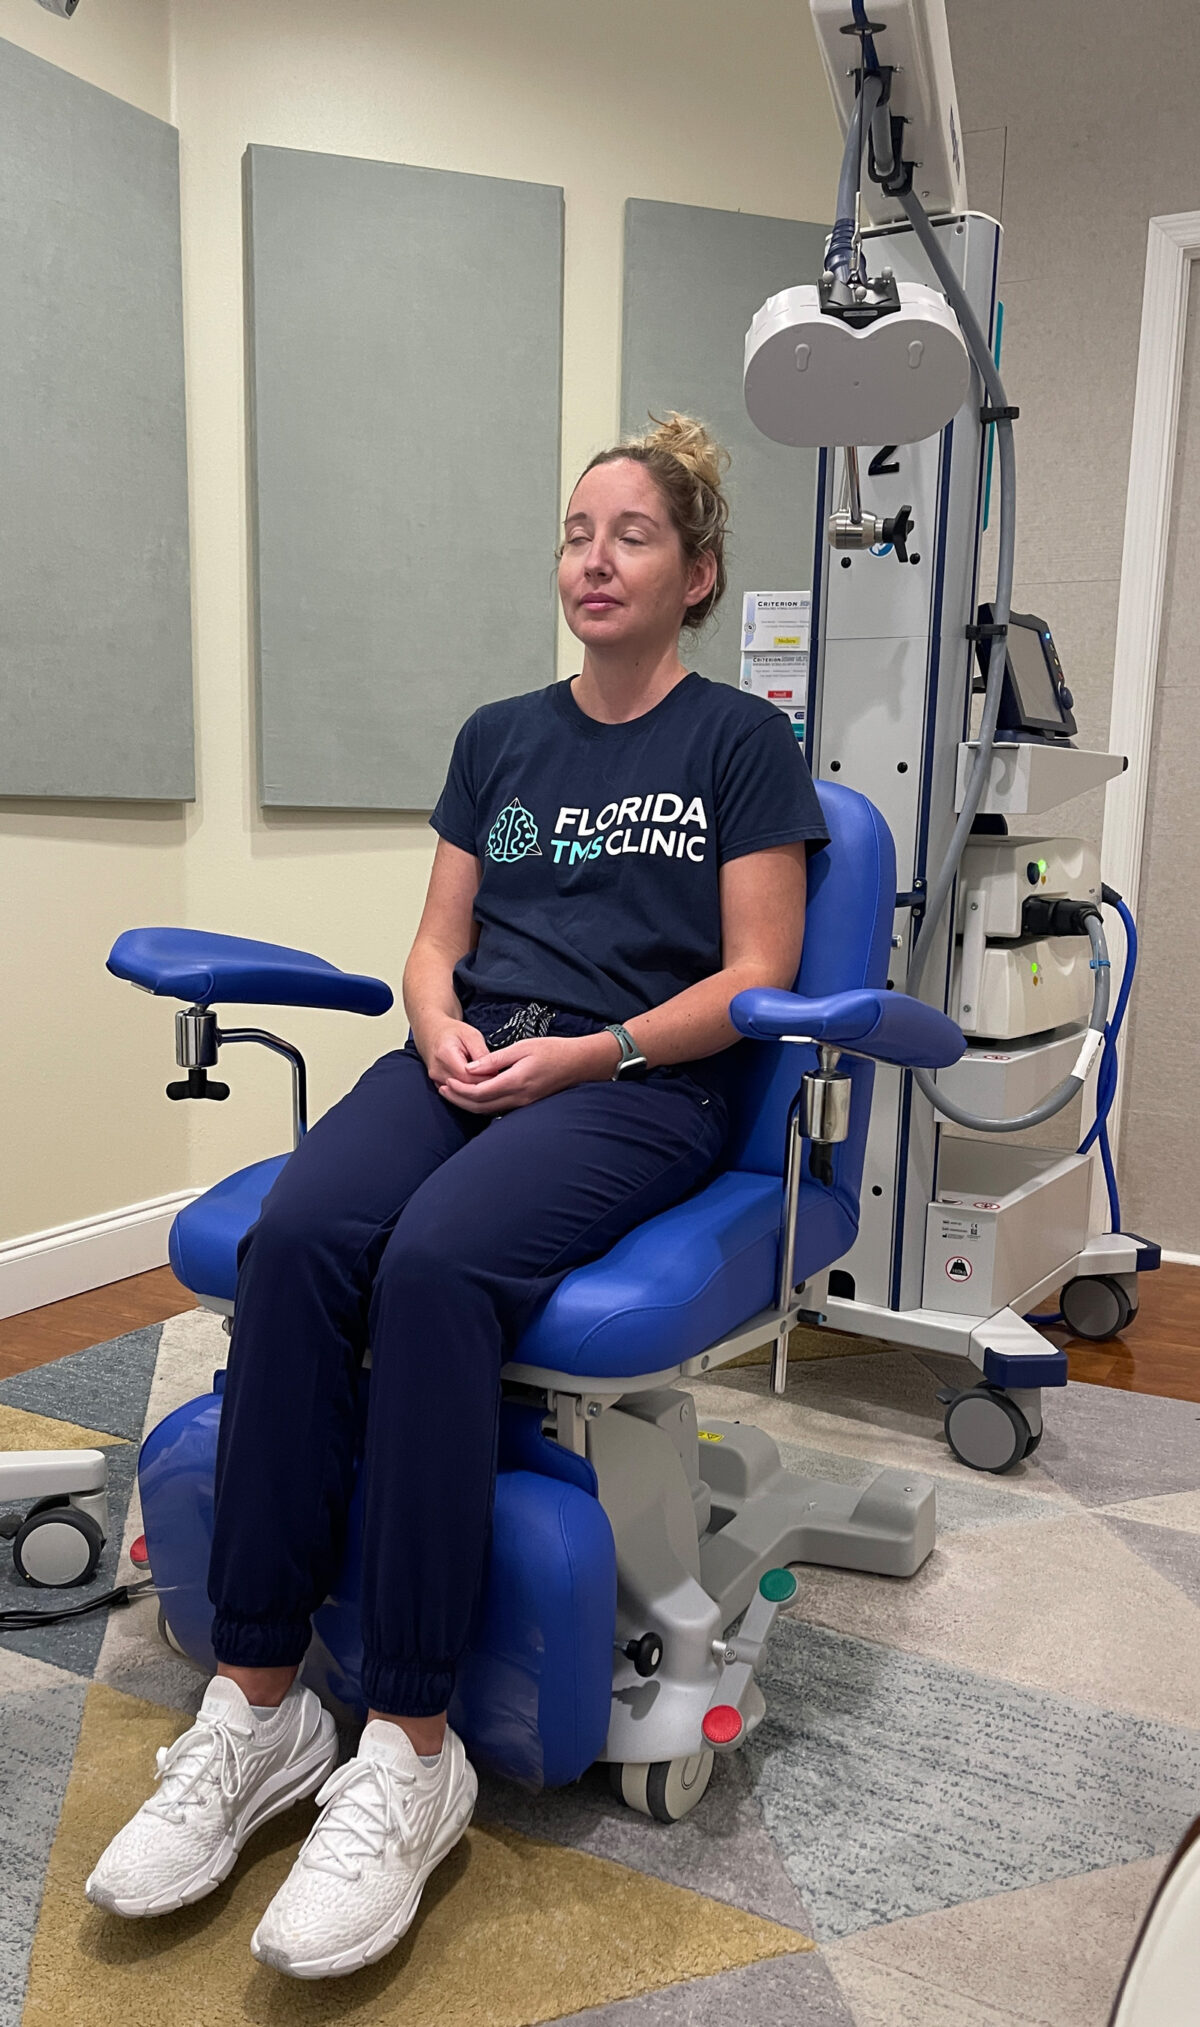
107;928;394;1017
730;986;964;1070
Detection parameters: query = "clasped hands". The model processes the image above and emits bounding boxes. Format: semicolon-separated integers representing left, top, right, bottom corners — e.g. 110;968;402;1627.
421;1019;621;1113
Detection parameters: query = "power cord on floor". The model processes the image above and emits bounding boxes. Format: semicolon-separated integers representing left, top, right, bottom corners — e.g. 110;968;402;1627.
0;1577;155;1630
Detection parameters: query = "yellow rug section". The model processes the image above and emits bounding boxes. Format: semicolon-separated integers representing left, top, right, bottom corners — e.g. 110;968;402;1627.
0;1403;130;1452
25;1680;812;2027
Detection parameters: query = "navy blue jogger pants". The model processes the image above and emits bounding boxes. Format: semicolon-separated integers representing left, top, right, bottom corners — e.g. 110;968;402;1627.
207;1002;729;1716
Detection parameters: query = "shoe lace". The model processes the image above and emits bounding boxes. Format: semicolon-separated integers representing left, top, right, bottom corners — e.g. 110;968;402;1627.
148;1717;248;1822
298;1757;417;1881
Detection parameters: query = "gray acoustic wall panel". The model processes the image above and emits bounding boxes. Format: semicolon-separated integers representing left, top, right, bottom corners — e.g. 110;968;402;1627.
0;38;193;802
621;199;828;673
245;146;564;810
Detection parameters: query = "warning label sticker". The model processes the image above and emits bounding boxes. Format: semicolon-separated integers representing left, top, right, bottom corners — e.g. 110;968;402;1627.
945;1256;974;1283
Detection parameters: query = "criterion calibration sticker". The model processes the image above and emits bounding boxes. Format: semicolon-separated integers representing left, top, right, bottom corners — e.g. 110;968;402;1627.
945;1256;974;1282
698;1430;725;1443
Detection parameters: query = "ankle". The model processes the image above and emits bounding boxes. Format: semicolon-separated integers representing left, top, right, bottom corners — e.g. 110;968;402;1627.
366;1709;447;1758
217;1663;298;1709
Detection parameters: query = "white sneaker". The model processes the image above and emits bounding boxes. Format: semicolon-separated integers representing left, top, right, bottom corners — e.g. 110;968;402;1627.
85;1676;338;1918
250;1720;478;1979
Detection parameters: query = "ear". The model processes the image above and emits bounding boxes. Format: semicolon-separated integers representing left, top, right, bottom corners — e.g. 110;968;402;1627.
686;548;718;607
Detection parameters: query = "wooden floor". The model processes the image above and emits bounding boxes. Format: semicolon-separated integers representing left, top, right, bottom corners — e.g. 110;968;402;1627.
0;1259;1197;1401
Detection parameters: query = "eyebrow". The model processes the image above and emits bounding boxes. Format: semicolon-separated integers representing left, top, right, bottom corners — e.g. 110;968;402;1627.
563;508;660;529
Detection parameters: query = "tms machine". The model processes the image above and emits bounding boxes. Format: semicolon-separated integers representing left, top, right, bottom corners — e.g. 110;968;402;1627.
744;0;1157;1473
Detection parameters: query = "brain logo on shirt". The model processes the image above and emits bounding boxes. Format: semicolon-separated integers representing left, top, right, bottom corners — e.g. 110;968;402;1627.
487;798;542;863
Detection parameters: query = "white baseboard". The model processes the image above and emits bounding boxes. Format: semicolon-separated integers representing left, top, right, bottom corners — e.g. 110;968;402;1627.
0;1191;199;1322
1161;1249;1200;1269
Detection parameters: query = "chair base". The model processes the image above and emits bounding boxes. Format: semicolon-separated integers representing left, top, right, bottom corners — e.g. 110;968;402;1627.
590;1387;935;1770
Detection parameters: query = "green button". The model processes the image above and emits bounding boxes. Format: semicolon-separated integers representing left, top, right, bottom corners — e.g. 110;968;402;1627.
759;1568;797;1604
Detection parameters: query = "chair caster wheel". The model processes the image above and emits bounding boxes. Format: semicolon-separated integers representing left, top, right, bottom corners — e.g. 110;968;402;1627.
12;1502;103;1586
1060;1274;1133;1341
607;1750;715;1823
943;1387;1031;1474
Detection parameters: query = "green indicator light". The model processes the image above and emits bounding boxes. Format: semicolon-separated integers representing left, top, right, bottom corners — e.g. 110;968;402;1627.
1031;961;1040;978
759;1568;798;1605
1037;858;1047;876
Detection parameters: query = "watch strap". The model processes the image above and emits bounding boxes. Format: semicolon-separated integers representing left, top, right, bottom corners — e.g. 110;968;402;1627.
604;1022;648;1079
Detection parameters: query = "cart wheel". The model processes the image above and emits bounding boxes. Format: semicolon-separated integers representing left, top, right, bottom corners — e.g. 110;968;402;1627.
609;1751;715;1823
13;1504;103;1587
944;1387;1031;1473
1059;1275;1133;1341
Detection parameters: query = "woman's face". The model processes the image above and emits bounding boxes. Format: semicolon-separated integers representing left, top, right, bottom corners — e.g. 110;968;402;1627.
558;458;715;654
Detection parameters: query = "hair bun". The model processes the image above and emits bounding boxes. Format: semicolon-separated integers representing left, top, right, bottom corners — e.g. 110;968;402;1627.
637;412;730;494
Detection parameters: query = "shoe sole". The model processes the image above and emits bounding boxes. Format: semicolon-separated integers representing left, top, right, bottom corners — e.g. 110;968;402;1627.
249;1763;478;1979
85;1716;340;1920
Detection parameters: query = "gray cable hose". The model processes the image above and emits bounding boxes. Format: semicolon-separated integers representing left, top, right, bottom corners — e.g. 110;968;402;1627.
866;158;1109;1131
828;72;885;282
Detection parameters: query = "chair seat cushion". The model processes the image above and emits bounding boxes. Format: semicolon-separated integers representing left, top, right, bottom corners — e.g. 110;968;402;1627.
511;1171;784;1380
169;1158;856;1379
169;1155;289;1301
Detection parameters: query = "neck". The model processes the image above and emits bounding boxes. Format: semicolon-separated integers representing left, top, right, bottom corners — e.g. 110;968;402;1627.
572;636;689;725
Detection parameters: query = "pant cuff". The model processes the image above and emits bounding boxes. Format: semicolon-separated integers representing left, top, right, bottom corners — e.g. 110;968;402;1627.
210;1611;313;1670
362;1656;456;1718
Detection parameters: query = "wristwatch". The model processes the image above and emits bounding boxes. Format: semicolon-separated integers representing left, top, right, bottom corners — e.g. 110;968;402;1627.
605;1022;649;1080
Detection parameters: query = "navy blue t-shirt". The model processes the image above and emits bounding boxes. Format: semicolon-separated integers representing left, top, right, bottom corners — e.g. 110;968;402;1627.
430;671;829;1025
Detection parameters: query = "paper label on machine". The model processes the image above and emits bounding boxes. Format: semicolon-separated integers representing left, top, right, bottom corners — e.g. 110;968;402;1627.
742;590;812;653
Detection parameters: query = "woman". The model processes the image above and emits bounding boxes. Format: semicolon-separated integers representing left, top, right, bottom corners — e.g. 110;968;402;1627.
85;414;830;1979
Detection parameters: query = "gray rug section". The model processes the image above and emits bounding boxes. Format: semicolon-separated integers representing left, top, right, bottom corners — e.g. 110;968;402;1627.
751;1616;1200;1941
0;1659;88;2027
477;1748;813;1934
0;1323;163;1440
547;1949;856;2025
0;1436;142;1678
1028;1381;1200;1506
1102;1514;1200;1611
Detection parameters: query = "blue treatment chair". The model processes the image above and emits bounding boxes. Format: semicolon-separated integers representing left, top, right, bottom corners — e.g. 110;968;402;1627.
108;782;963;1823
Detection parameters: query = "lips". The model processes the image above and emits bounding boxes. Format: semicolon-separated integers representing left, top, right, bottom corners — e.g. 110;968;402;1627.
581;596;619;609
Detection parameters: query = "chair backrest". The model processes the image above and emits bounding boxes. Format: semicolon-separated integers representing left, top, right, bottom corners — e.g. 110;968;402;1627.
722;781;897;1217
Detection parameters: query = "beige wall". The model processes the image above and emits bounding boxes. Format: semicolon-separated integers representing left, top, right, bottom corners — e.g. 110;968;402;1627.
0;0;189;1242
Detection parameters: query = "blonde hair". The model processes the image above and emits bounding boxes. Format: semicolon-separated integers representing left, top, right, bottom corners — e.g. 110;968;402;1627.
575;412;731;633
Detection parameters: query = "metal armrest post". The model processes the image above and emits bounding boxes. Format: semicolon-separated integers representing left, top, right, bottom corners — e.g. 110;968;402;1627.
773;1097;806;1396
218;1028;309;1148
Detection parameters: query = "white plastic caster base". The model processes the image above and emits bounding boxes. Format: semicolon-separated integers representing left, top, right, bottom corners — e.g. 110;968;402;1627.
607;1750;715;1823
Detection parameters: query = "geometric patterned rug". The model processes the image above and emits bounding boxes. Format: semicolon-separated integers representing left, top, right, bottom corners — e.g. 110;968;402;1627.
3;1308;1200;2026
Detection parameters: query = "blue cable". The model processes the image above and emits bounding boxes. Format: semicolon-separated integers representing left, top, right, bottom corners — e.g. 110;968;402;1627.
851;0;882;75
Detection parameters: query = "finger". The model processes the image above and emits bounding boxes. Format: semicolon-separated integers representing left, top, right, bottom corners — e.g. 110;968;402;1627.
459;1025;491;1062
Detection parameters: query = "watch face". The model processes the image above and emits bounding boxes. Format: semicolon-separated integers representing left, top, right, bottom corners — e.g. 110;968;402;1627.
616;1053;648;1078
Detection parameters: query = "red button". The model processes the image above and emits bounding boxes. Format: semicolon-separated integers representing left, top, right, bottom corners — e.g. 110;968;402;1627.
702;1704;743;1747
129;1534;149;1567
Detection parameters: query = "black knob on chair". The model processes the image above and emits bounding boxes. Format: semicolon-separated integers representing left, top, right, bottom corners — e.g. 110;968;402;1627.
166;1068;231;1101
623;1632;664;1678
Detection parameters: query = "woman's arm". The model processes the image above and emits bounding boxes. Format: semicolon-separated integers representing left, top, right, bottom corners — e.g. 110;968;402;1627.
441;842;808;1110
402;838;491;1086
